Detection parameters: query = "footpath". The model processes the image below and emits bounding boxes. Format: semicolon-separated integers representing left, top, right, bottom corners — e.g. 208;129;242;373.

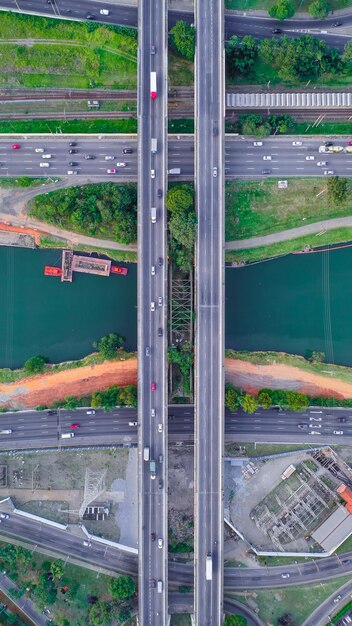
0;571;47;625
226;215;352;250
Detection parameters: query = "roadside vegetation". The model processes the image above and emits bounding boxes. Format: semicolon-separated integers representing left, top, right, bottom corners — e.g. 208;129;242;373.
0;12;137;89
225;0;349;14
39;236;137;264
0;333;136;384
166;184;197;272
226;117;352;137
225;177;352;242
0;542;137;625
29;182;137;245
0;176;56;188
226;34;352;89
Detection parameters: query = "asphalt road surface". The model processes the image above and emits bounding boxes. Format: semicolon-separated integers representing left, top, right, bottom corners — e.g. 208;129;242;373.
0;0;350;50
2;137;352;179
3;405;352;449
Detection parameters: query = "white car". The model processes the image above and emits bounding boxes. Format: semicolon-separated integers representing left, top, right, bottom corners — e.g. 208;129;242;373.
87;410;95;415
324;170;335;175
213;167;217;177
263;156;272;161
292;141;302;146
253;141;263;147
100;9;109;15
151;408;156;418
306;156;315;161
128;421;137;426
281;573;290;579
150;301;155;312
105;156;115;160
116;162;126;168
42;154;52;159
333;430;344;435
309;431;321;435
39;162;50;167
35;148;44;153
67;170;78;175
158;296;162;307
158;423;163;433
151;169;155;179
158;538;163;549
107;169;116;174
317;161;327;166
151;265;155;275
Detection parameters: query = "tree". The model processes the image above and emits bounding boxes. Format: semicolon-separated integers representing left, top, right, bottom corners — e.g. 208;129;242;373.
258;391;272;409
88;600;112;626
166;185;194;214
285;391;309;411
50;559;64;581
24;355;48;375
342;39;352;69
109;575;136;600
327;176;348;203
94;333;126;358
308;0;330;18
117;606;132;624
171;21;195;60
241;394;259;414
119;384;138;408
34;573;57;607
268;0;295;20
239;114;269;137
223;615;247;626
225;35;258;77
278;614;296;626
308;350;325;363
225;384;242;411
169;210;197;254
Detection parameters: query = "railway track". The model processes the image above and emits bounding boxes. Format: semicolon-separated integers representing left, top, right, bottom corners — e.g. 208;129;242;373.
0;87;194;101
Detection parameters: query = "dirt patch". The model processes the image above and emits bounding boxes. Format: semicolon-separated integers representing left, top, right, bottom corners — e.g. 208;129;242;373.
168;445;194;548
225;357;352;399
0;358;137;409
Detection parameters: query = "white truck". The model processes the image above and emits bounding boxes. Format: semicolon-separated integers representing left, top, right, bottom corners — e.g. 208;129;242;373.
151;138;157;154
168;168;181;175
150;72;157;99
206;553;212;581
151;207;157;223
144;447;150;461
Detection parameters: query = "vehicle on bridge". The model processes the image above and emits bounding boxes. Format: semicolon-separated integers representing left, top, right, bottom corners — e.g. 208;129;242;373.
206;553;213;581
151;72;157;100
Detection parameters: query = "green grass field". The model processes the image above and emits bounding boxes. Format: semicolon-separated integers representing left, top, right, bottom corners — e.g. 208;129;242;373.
225;178;352;242
225;0;350;11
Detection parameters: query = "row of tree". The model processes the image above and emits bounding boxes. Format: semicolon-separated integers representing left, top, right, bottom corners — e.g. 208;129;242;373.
30;183;137;245
237;113;295;137
269;0;333;19
166;184;197;271
226;34;352;82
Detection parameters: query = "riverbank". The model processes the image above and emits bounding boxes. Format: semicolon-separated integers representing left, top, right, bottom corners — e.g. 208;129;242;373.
0;357;138;409
225;351;352;399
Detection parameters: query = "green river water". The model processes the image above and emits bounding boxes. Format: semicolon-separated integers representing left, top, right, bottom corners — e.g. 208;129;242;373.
0;247;137;369
226;246;352;367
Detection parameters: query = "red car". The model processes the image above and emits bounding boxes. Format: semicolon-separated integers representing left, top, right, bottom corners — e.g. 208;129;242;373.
11;144;21;150
348;141;352;146
70;423;80;429
151;382;156;392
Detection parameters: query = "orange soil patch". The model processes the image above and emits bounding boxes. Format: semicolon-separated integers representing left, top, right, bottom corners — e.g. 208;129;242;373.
225;357;352;399
0;359;137;409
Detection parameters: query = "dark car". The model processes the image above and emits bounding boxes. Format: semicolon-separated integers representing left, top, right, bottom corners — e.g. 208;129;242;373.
157;188;162;198
123;148;133;154
47;410;57;415
169;414;176;420
262;168;271;175
69;149;77;154
86;13;95;19
85;155;95;160
69;142;77;147
332;21;342;26
151;532;156;541
325;141;333;147
158;257;163;267
158;328;163;337
158;479;163;490
150;579;156;588
272;28;282;34
213;124;218;136
69;162;78;166
338;416;347;423
297;423;309;430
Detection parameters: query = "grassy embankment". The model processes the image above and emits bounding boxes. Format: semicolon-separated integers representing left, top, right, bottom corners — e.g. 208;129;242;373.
0;12;137;89
229;575;352;625
0;348;136;385
39;236;137;263
225;178;352;263
226;0;349;9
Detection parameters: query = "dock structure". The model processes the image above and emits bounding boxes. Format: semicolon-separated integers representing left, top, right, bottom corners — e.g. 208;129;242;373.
61;249;73;282
71;255;111;277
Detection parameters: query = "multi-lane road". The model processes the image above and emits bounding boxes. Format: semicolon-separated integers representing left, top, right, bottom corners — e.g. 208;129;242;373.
1;137;352;180
0;0;351;50
3;405;352;449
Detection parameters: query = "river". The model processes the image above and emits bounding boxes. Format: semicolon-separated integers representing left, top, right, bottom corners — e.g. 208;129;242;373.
226;247;352;367
0;247;137;369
